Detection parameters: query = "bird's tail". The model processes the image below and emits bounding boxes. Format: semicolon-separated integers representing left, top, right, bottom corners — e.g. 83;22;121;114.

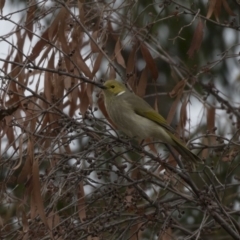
170;134;202;167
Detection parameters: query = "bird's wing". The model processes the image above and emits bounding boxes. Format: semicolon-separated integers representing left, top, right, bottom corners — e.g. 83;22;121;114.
135;108;175;133
124;93;175;134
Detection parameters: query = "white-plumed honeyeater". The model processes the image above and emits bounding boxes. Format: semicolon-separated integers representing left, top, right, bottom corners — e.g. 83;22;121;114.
100;79;202;166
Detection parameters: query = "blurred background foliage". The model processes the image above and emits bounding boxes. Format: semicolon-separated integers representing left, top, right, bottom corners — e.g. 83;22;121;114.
1;0;240;239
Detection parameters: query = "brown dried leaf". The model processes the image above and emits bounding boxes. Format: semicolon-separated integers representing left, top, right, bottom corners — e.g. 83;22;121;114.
27;102;38;132
98;95;117;129
0;0;5;14
114;38;126;68
109;65;116;79
167;153;178;168
187;19;204;58
169;79;186;98
6;116;16;150
61;46;71;72
201;136;209;159
140;43;158;80
64;76;71;92
78;181;86;222
136;67;148;97
86;83;93;107
126;75;137;93
69;86;78;117
159;228;172;240
78;0;85;24
48;50;55;69
51;74;57;98
0;217;3;227
202;107;216;158
92;53;103;77
8;75;17;101
167;81;186;124
2;46;14;73
67;77;77;103
48;6;68;40
37;115;50;149
154;93;159;113
55;77;64;110
12;134;23;170
71;27;84;47
29;7;67;61
25;1;35;40
180;98;188;130
75;50;92;78
47;211;54;231
127;44;136;75
207;106;216;144
48;211;61;232
90;31;100;53
222;0;236;16
58;18;71;71
207;107;215;131
167;96;181;124
21;210;29;233
32;158;48;227
44;52;54;102
22;232;29;240
79;84;89;116
0;119;7;140
15;46;26;86
37;45;51;66
213;0;222;21
53;211;60;228
29;29;50;62
126;44;137;85
129;225;139;240
11;30;25;76
206;0;217;19
17;138;33;183
30;191;37;220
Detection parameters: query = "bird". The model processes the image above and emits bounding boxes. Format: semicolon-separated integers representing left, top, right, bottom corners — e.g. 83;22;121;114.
99;79;202;167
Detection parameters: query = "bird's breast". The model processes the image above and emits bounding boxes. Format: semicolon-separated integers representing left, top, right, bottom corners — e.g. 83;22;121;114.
105;99;171;143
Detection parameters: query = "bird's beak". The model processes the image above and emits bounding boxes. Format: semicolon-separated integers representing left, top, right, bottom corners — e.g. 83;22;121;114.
96;83;107;89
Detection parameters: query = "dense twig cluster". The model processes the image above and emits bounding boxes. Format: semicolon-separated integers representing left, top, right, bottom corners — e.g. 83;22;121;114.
0;0;240;239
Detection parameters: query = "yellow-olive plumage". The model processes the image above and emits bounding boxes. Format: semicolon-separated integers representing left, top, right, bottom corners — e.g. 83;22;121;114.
100;79;201;165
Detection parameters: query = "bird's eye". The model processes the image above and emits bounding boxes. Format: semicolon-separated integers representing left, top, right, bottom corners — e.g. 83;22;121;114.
111;85;115;89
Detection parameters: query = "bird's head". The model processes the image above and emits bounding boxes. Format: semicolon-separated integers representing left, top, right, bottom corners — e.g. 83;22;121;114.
100;80;127;98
